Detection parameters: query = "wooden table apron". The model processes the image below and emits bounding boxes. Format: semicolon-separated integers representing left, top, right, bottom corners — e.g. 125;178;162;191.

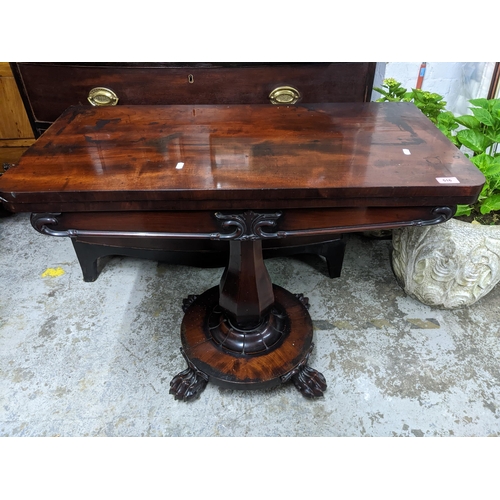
0;103;485;401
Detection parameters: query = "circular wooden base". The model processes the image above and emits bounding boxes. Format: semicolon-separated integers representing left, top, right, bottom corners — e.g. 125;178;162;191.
180;285;314;391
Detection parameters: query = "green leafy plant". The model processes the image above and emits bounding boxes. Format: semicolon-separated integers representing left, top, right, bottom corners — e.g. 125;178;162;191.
373;78;409;101
374;78;447;124
436;111;460;146
454;98;500;155
456;152;500;218
453;98;500;219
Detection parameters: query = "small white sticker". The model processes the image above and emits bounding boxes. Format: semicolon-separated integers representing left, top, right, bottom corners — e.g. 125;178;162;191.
175;162;184;170
403;149;411;155
436;177;460;184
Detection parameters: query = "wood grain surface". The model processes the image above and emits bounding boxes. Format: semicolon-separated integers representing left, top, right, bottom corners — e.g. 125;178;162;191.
0;103;485;211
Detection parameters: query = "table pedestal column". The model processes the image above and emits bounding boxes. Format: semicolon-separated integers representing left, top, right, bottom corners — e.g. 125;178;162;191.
170;238;327;401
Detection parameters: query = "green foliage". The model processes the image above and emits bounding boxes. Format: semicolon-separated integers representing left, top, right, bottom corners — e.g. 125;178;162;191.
373;78;447;124
375;79;500;223
410;89;447;124
373;78;410;102
453;98;500;219
454;98;500;156
437;111;460;146
457;153;500;216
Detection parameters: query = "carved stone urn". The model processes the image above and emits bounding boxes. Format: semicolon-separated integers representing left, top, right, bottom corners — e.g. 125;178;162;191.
392;218;500;308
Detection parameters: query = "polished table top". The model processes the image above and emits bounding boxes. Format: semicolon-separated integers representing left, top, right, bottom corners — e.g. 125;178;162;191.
0;103;485;213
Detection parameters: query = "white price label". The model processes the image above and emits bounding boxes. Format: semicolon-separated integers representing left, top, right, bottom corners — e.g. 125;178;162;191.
436;177;460;184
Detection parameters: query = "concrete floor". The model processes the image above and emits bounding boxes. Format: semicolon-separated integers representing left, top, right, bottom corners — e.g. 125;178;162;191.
1;211;500;437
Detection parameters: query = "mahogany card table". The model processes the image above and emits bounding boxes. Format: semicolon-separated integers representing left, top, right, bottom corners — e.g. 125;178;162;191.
0;103;485;401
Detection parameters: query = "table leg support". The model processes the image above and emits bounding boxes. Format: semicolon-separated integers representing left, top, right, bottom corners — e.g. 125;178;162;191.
282;344;328;398
169;239;327;401
169;348;209;402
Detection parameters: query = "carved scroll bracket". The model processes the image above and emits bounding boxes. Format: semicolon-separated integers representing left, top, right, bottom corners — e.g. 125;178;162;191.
413;206;455;226
30;207;455;242
214;210;282;240
29;211;283;241
31;213;76;237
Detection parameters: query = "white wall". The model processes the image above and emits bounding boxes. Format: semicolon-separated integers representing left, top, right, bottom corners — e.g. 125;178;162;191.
372;62;496;116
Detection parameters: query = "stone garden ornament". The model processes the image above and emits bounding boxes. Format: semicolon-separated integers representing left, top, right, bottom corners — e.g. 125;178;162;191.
392;218;500;308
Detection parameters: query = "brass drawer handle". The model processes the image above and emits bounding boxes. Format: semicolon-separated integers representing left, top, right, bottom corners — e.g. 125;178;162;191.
87;87;119;106
269;86;301;105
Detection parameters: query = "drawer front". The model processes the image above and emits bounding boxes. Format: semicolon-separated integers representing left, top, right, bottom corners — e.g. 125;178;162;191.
14;63;375;129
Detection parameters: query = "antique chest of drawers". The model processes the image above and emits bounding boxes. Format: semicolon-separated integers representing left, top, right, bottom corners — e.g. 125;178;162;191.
11;63;376;136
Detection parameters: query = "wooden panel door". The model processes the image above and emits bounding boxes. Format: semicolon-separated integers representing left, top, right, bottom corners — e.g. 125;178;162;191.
0;63;35;168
